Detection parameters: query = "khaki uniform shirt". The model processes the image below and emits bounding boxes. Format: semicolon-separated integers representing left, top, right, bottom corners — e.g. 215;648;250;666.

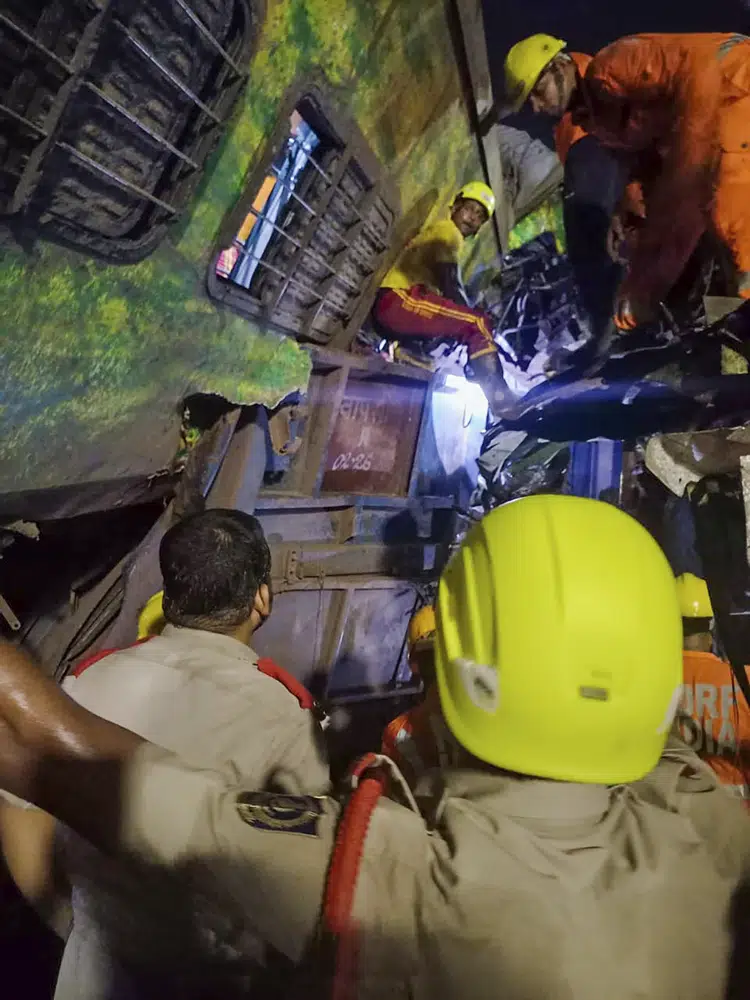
117;738;750;999
63;626;329;793
56;625;329;1000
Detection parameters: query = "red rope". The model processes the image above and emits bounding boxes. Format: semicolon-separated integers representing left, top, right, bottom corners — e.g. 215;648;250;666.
256;656;315;710
325;754;387;1000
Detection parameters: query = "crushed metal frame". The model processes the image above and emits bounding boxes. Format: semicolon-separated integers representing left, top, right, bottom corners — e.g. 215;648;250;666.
0;0;257;262
207;80;400;346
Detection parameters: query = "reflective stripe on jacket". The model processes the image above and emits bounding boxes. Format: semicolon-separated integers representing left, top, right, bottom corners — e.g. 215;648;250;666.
679;648;750;799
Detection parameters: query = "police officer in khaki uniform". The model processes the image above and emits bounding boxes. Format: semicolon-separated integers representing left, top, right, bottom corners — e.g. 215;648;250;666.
0;496;749;999
2;508;329;1000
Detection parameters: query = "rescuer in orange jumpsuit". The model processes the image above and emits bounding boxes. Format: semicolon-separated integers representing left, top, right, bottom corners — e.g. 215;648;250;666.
676;572;750;800
505;32;750;331
551;48;646;241
501;39;636;364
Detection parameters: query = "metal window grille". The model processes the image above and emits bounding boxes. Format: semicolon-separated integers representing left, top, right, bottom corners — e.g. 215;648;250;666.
211;93;396;346
0;0;254;263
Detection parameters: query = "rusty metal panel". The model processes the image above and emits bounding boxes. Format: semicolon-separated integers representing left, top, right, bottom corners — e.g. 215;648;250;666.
320;375;427;496
293;367;349;495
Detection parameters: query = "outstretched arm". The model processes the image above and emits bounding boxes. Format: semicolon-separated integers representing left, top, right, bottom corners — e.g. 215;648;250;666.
436;261;471;307
0;642;142;848
0;642;332;961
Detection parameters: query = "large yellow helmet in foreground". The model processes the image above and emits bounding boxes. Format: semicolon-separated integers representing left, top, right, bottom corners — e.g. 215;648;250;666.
436;495;683;784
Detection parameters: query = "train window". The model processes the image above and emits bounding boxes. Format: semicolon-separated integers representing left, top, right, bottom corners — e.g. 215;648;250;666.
209;90;396;346
0;0;255;263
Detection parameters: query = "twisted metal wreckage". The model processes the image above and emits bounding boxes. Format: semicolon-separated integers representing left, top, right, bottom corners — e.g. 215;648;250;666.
463;232;750;715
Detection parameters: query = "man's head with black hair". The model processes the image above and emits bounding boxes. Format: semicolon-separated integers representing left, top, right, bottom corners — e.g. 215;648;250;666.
159;509;272;641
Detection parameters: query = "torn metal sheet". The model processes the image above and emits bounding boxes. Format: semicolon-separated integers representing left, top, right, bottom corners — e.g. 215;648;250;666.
646;428;750;497
2;521;40;541
481;435;570;503
504;374;750;442
477;428;528;487
499;298;750;442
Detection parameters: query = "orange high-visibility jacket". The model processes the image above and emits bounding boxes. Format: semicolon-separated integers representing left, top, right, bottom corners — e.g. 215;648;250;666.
384;651;750;801
576;33;750;304
679;649;750;800
556;52;646;231
380;686;459;787
554;52;594;164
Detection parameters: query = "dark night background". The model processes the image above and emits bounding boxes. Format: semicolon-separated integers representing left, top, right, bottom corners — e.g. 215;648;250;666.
482;0;750;144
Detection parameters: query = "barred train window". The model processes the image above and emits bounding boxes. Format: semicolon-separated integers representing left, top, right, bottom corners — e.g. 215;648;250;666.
0;0;255;263
210;92;396;346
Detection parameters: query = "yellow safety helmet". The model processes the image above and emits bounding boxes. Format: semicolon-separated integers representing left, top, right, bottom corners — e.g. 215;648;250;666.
137;590;166;640
407;605;437;674
454;181;496;220
435;495;683;784
504;34;567;114
676;573;713;619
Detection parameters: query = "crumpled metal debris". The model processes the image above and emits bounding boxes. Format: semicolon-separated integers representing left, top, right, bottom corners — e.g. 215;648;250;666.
479;433;570;503
646;427;750;497
469;233;588;398
493;298;750;442
1;520;39;540
502;373;750;442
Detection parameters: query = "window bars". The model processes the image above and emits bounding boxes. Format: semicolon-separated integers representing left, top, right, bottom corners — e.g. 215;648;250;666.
212;95;395;346
0;0;254;262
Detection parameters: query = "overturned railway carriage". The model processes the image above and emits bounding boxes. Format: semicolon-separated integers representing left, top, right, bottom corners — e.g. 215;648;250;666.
0;0;504;719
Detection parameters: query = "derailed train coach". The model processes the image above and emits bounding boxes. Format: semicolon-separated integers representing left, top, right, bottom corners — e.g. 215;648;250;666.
0;0;508;736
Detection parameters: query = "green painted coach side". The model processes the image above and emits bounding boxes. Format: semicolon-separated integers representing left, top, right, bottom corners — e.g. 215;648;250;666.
0;0;493;497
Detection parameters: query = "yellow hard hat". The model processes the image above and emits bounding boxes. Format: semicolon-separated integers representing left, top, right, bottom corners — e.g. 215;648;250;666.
504;34;567;113
407;605;437;674
435;495;683;784
137;591;166;640
454;182;496;220
675;573;713;618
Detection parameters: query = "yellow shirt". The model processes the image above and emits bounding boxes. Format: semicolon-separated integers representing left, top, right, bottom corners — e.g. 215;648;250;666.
381;218;464;294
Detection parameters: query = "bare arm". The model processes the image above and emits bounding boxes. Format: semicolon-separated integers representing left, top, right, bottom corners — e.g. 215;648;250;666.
0;641;142;850
0;800;71;937
0;643;331;962
436;262;470;307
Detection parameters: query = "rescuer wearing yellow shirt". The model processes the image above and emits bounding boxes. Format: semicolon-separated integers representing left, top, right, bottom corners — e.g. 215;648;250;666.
373;182;513;416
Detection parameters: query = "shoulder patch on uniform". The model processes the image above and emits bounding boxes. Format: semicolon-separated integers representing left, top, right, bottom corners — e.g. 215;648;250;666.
235;792;323;837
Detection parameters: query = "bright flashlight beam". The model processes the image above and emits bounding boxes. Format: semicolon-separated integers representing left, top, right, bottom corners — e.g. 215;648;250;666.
443;373;489;414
